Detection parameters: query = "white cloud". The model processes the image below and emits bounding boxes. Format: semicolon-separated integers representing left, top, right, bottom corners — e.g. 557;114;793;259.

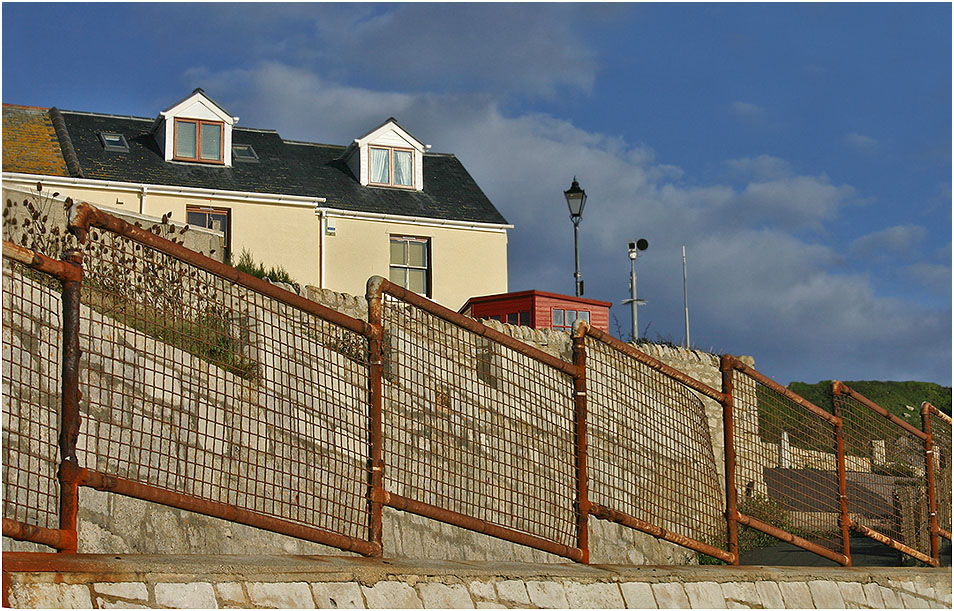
309;4;598;98
845;132;878;151
195;61;949;384
729;101;767;123
850;224;928;258
906;262;953;296
727;155;792;181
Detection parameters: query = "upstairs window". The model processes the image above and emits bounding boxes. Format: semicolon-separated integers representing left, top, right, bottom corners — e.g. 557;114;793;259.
174;119;223;163
370;146;414;188
99;132;129;152
389;236;429;296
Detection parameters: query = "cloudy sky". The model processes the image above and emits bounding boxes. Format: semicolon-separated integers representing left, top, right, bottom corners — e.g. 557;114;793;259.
3;3;951;386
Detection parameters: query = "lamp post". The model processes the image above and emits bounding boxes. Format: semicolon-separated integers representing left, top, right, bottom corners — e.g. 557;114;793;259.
564;177;587;297
622;239;648;341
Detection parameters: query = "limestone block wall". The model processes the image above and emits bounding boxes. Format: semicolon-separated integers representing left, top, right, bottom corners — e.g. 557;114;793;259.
3;273;702;564
4;555;951;610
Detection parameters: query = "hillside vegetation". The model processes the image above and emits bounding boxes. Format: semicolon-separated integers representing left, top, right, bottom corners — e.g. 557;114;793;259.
787;380;952;428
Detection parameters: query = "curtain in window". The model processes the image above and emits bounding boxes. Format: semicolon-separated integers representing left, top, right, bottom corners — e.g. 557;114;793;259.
371;148;389;183
394;150;412;186
176;121;197;158
201;124;222;160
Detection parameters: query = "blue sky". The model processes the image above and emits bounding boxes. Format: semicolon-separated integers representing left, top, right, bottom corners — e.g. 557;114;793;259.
3;3;951;385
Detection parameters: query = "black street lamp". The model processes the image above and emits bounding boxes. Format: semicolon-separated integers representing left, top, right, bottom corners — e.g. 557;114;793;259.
564;177;587;296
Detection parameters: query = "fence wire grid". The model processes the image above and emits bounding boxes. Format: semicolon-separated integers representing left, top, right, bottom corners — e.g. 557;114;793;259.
927;407;952;538
585;336;726;555
834;391;932;560
732;371;845;557
381;298;579;550
2;257;63;532
77;227;372;542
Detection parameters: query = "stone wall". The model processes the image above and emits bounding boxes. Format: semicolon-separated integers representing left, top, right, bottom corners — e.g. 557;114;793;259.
4;267;711;564
4;554;951;609
3;185;224;261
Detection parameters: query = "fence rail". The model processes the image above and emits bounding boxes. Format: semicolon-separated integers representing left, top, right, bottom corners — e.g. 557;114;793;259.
723;357;850;566
833;382;938;567
2;201;948;568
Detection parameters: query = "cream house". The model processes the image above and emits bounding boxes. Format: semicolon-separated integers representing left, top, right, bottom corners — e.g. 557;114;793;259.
2;89;510;309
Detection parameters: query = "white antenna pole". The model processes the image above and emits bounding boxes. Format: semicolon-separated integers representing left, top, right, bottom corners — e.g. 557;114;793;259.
683;245;690;348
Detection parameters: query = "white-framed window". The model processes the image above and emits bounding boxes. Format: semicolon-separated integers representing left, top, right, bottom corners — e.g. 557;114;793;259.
551;308;590;331
389;236;430;296
370;146;414;188
174;118;224;163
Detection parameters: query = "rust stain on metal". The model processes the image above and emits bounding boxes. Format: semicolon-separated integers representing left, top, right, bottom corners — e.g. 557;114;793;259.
571;320;590;564
850;523;939;567
721;355;740;565
586;325;725;403
738;514;850;566
384;492;585;562
589;504;735;564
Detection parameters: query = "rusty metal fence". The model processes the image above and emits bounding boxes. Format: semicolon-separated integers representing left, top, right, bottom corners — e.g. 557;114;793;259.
583;326;731;563
2;201;949;568
369;278;586;561
923;402;952;543
833;383;937;566
723;357;850;566
2;244;79;551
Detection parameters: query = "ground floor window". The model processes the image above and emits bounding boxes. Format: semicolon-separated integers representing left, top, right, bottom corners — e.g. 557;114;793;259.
389;236;430;297
551;308;590;331
187;205;231;260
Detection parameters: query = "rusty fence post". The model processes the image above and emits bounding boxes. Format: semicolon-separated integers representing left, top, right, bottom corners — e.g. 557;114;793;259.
720;355;740;565
571;321;590;563
921;402;940;564
57;249;83;553
366;276;386;556
831;382;853;566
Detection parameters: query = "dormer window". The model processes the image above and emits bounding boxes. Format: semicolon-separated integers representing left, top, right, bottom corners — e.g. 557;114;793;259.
344;118;426;191
174;118;223;163
156;89;238;165
370;146;414;188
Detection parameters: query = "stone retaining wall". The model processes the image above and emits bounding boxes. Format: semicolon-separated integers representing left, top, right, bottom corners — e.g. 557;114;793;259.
4;554;950;609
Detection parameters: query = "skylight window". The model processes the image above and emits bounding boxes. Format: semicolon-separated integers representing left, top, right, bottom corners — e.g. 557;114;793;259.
231;144;259;162
99;132;129;152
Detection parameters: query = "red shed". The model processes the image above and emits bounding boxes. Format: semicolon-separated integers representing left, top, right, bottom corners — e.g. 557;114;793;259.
459;290;612;332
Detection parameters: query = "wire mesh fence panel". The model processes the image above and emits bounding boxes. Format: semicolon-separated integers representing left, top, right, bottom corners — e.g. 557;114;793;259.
2;257;62;531
834;391;932;558
381;298;579;551
77;227;372;543
585;337;726;556
928;409;952;537
732;370;844;558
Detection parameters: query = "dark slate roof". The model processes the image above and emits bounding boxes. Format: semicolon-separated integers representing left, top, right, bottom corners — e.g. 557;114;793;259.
47;109;508;225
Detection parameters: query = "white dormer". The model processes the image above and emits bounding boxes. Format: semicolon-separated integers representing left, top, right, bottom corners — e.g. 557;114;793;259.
154;89;239;166
344;118;428;191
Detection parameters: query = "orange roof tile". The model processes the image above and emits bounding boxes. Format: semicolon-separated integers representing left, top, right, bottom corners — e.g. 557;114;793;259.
3;104;69;177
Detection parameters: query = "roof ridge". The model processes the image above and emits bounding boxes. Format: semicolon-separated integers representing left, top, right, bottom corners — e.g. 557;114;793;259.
3;103;51;111
49;108;84;179
59;109;154;122
284;140;346;149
